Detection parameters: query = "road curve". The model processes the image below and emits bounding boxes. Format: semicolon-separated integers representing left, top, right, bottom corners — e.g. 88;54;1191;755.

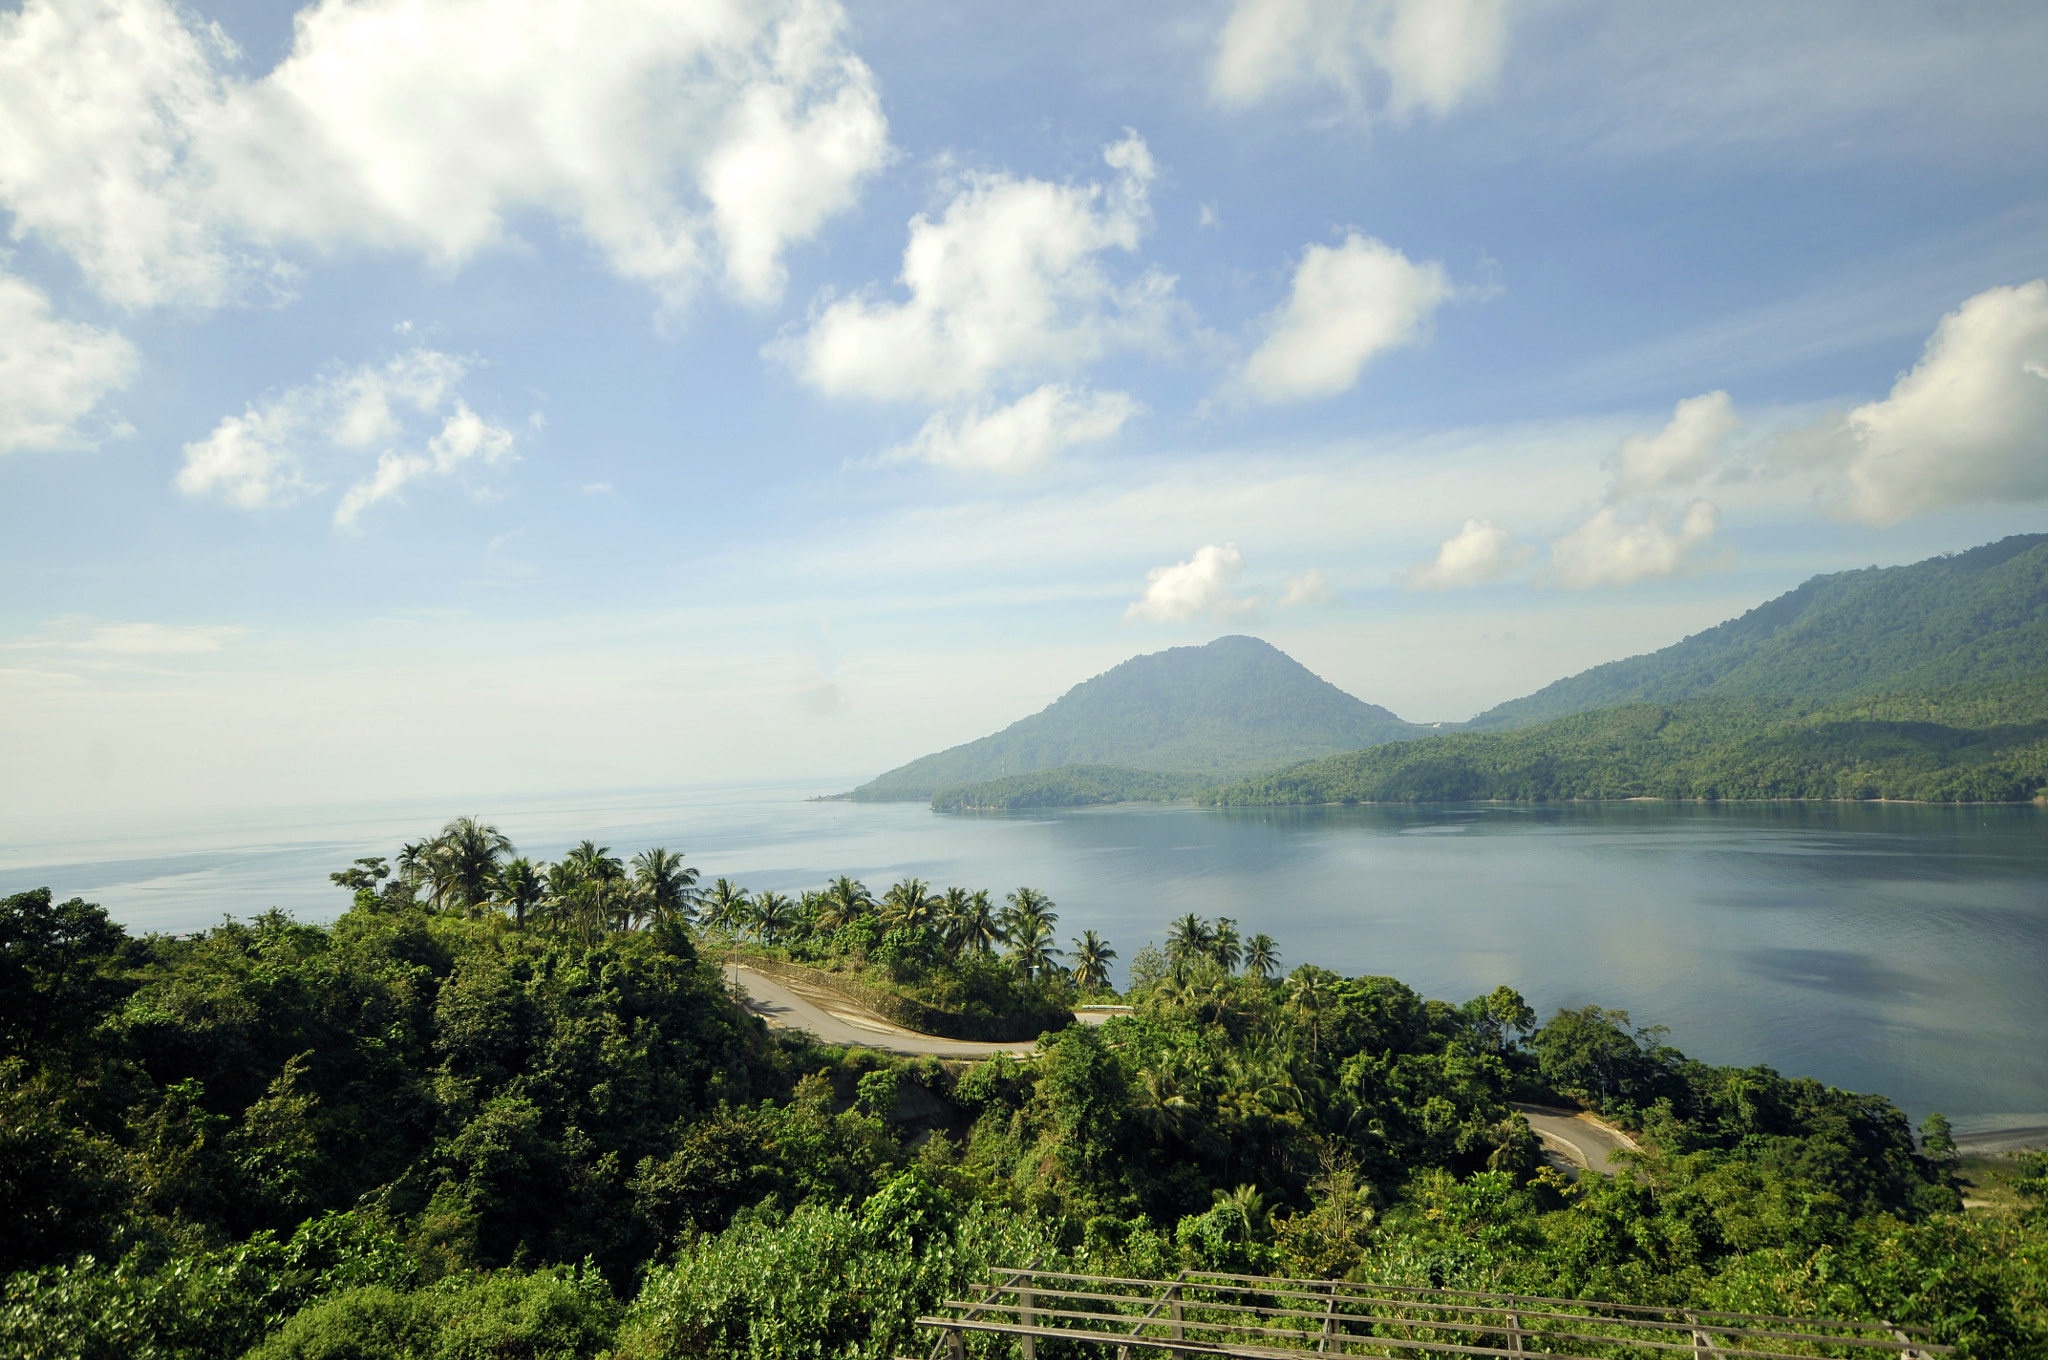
1513;1102;1640;1178
729;963;1051;1058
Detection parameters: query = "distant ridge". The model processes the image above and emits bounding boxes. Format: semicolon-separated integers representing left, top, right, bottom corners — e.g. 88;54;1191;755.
1469;533;2048;730
850;635;1426;801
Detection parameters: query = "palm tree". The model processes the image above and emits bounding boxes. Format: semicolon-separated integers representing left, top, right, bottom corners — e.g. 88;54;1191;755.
700;878;752;933
492;857;545;929
750;890;796;943
1210;916;1242;972
1242;932;1280;981
947;889;1002;955
1213;1183;1268;1244
813;876;873;932
1070;930;1117;992
1165;913;1214;978
1285;964;1333;1056
631;848;700;929
556;840;625;939
434;816;515;915
1000;888;1059;980
880;877;937;930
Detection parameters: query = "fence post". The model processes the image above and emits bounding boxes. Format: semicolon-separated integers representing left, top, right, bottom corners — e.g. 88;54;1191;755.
1019;1281;1035;1360
948;1327;965;1360
1169;1283;1184;1360
1506;1310;1522;1355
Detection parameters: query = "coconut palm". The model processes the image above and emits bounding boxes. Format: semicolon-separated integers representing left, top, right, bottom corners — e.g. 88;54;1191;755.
813;876;873;931
1210;916;1243;972
700;877;752;933
1285;964;1333;1056
1000;888;1059;980
433;816;516;915
879;877;938;930
946;889;1002;955
1213;1183;1268;1244
1165;913;1214;978
1070;930;1117;992
750;890;796;943
492;857;545;929
631;848;700;929
554;841;626;938
1242;932;1280;981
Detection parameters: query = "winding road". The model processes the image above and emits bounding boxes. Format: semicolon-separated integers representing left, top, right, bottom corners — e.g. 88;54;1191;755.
1512;1102;1640;1178
730;963;1057;1058
732;964;1649;1173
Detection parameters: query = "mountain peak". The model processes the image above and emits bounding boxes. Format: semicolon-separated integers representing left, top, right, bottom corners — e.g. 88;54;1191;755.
850;635;1422;800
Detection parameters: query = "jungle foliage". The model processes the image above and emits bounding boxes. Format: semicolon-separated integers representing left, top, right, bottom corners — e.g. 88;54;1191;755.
4;829;2046;1359
1208;678;2048;806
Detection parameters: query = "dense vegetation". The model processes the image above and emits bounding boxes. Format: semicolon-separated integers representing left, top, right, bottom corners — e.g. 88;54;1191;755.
1469;533;2048;730
851;635;1423;801
1207;678;2048;805
6;818;2046;1358
929;765;1211;812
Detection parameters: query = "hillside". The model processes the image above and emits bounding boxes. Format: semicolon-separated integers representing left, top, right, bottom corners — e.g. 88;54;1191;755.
1468;533;2048;730
929;765;1214;812
850;635;1425;801
1206;676;2048;806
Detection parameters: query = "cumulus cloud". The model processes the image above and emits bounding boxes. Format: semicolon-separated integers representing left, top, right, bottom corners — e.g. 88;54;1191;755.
1834;280;2048;525
783;133;1167;470
1402;517;1528;590
1125;543;1263;624
1613;390;1738;495
1212;0;1511;120
1241;233;1451;402
892;384;1140;473
1549;500;1723;588
0;272;138;454
789;133;1169;402
1278;566;1333;608
0;0;887;310
176;349;516;528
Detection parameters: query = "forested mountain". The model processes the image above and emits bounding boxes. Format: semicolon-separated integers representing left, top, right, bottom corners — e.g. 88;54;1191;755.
1468;534;2048;730
851;636;1425;800
1208;676;2048;806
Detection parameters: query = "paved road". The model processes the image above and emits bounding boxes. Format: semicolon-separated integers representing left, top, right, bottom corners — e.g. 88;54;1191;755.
1513;1102;1640;1178
731;963;1056;1058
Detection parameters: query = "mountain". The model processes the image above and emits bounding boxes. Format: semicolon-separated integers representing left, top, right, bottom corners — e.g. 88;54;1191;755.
1206;677;2048;807
849;635;1427;801
1468;533;2048;730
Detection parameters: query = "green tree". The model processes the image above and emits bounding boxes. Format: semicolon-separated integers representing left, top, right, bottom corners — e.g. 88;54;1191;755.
999;889;1059;981
813;877;873;931
1210;916;1242;972
944;889;1001;956
492;858;546;929
701;877;751;933
1070;930;1117;991
432;816;516;916
1165;913;1214;979
880;878;938;930
631;848;701;929
1242;932;1280;980
749;891;796;943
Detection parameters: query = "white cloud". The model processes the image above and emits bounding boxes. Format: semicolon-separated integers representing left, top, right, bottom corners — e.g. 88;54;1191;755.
5;618;251;655
1613;390;1738;495
892;384;1140;472
1548;500;1723;588
788;133;1169;404
1212;0;1510;120
0;272;138;453
176;349;516;527
1278;566;1333;608
1402;517;1527;590
1241;233;1452;402
1834;280;2048;525
1124;542;1264;624
0;0;887;310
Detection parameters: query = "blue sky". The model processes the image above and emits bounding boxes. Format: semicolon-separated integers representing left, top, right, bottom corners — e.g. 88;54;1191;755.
4;0;2048;821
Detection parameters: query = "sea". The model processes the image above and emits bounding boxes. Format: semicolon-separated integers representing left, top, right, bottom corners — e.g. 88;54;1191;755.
6;782;2045;1135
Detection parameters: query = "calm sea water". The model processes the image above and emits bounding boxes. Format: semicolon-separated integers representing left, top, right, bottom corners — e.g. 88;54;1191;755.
5;784;2045;1132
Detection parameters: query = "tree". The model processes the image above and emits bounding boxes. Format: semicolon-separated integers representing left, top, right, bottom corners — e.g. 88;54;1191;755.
880;879;937;931
750;891;796;944
492;858;546;929
1070;931;1117;992
1285;964;1334;1056
1242;932;1279;981
945;889;1001;956
1210;917;1242;972
1166;914;1214;979
433;817;516;916
1000;889;1059;981
700;878;751;933
1920;1112;1959;1167
1483;985;1536;1052
329;857;389;893
632;849;701;929
814;877;873;932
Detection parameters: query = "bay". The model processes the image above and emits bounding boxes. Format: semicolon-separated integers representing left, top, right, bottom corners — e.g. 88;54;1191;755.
5;784;2044;1132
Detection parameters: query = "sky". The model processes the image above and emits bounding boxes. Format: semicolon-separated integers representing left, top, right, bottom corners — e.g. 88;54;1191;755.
4;0;2048;823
